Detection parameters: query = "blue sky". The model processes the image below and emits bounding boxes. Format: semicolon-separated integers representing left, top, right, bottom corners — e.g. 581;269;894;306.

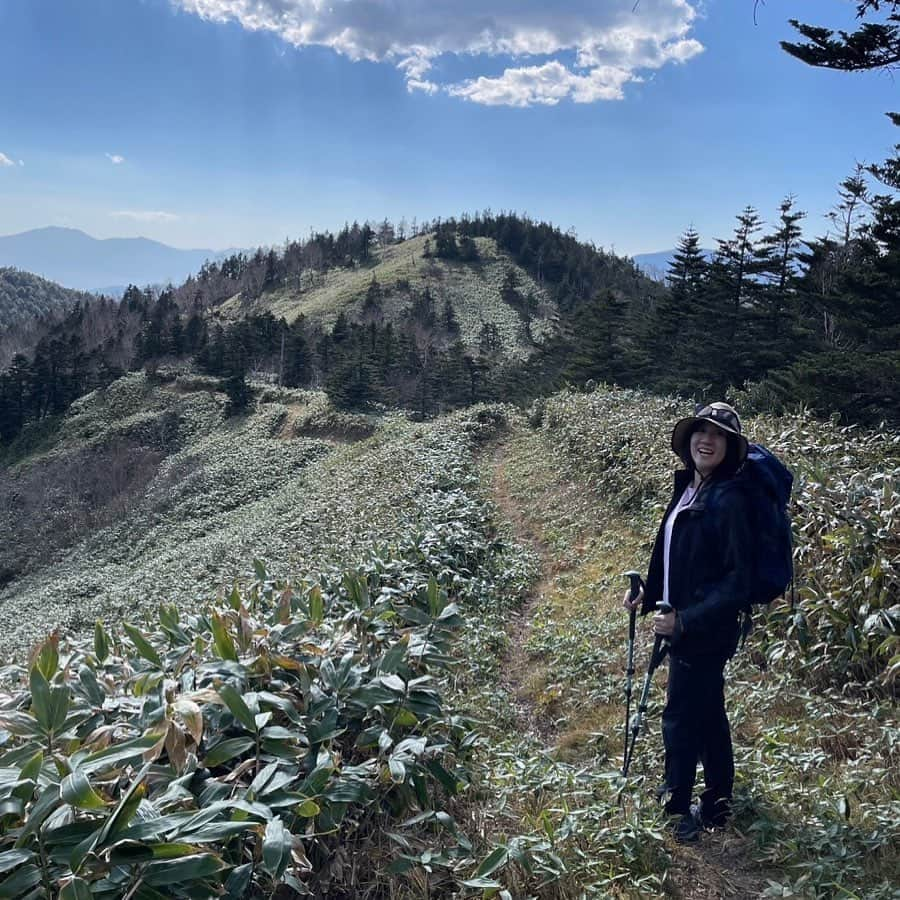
0;0;896;255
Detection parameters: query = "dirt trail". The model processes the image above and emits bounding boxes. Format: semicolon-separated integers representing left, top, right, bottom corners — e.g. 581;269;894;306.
490;443;559;741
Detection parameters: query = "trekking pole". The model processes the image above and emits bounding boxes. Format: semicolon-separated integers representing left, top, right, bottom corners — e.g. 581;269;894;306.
622;600;672;778
622;571;643;773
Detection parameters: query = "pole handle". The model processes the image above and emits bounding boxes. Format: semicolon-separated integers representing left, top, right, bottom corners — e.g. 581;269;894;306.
624;571;644;640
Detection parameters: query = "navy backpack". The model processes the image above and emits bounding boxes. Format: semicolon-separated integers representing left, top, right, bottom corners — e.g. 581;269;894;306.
740;444;794;608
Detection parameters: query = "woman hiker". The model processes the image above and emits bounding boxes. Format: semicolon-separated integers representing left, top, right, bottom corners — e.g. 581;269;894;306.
623;401;753;844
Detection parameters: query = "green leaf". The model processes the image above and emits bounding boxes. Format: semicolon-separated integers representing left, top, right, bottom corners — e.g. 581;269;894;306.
210;612;239;662
262;816;291;879
397;602;433;626
0;850;34;876
378;636;409;674
216;684;258;733
48;683;71;734
308;586;324;627
0;863;42;898
474;846;508;878
388;757;406;783
425;760;460;795
248;761;279;797
61;770;107;810
33;633;60;681
204;737;255;768
223;863;253;899
12;750;43;802
296;798;320;818
460;877;503;889
96;763;151;848
253;558;267;581
142;853;226;886
324;777;372;804
93;621;110;664
256;691;302;723
78;665;105;707
0;798;24;820
123;623;163;669
77;735;160;775
58;877;92;900
426;576;443;617
109;842;202;864
28;667;52;731
129;885;169;900
15;783;62;844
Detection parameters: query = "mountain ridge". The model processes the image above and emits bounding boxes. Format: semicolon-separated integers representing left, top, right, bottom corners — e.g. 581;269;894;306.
0;226;229;293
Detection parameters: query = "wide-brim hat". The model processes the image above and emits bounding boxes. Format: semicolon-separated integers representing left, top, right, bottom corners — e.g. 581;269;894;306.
671;401;749;466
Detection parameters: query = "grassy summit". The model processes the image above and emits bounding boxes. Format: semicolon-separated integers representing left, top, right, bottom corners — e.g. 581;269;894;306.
215;234;557;361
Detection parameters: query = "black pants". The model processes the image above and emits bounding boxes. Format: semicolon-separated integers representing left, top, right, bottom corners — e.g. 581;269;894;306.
661;653;733;821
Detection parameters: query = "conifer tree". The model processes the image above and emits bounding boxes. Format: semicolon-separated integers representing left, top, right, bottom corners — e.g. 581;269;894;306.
638;227;708;391
752;197;807;368
562;289;629;387
283;319;311;388
362;276;384;323
782;2;900;72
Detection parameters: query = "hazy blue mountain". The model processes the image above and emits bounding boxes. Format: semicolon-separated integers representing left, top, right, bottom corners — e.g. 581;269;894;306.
632;248;714;281
0;227;226;293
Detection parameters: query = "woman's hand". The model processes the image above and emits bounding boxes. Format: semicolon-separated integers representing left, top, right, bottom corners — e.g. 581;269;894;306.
653;609;677;636
622;586;643;612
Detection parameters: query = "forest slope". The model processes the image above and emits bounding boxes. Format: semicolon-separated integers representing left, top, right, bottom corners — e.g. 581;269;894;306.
0;267;93;331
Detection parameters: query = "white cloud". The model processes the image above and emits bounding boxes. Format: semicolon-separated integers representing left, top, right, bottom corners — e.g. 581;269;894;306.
106;153;126;164
0;153;14;167
448;61;636;107
172;0;704;107
111;210;180;222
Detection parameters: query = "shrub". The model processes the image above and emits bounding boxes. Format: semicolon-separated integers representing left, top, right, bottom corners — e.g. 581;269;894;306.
0;559;478;897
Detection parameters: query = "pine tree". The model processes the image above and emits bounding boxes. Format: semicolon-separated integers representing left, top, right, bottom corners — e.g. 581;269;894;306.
639;227;708;391
441;298;460;337
562;290;629;387
782;2;900;72
752;197;807;369
283;319;311;388
703;206;768;388
362;276;383;322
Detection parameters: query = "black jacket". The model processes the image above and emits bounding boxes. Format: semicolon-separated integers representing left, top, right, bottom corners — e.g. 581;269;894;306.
641;469;753;659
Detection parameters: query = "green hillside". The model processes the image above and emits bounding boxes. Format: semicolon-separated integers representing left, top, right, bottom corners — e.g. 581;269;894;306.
216;233;558;361
0;267;93;331
0;374;896;897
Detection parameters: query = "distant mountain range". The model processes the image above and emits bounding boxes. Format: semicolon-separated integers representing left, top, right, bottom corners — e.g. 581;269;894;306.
632;248;714;280
1;226;704;293
0;227;229;294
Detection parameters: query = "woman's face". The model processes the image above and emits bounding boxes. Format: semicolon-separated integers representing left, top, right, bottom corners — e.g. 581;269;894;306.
690;422;728;476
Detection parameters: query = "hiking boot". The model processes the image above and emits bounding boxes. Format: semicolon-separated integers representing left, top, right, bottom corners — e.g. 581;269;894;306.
691;801;729;830
669;813;700;843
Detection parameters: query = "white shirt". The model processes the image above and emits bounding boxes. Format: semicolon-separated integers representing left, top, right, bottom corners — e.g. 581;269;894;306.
662;483;698;608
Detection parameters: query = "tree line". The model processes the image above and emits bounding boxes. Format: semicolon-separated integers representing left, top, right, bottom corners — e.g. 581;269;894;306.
1;174;897;447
